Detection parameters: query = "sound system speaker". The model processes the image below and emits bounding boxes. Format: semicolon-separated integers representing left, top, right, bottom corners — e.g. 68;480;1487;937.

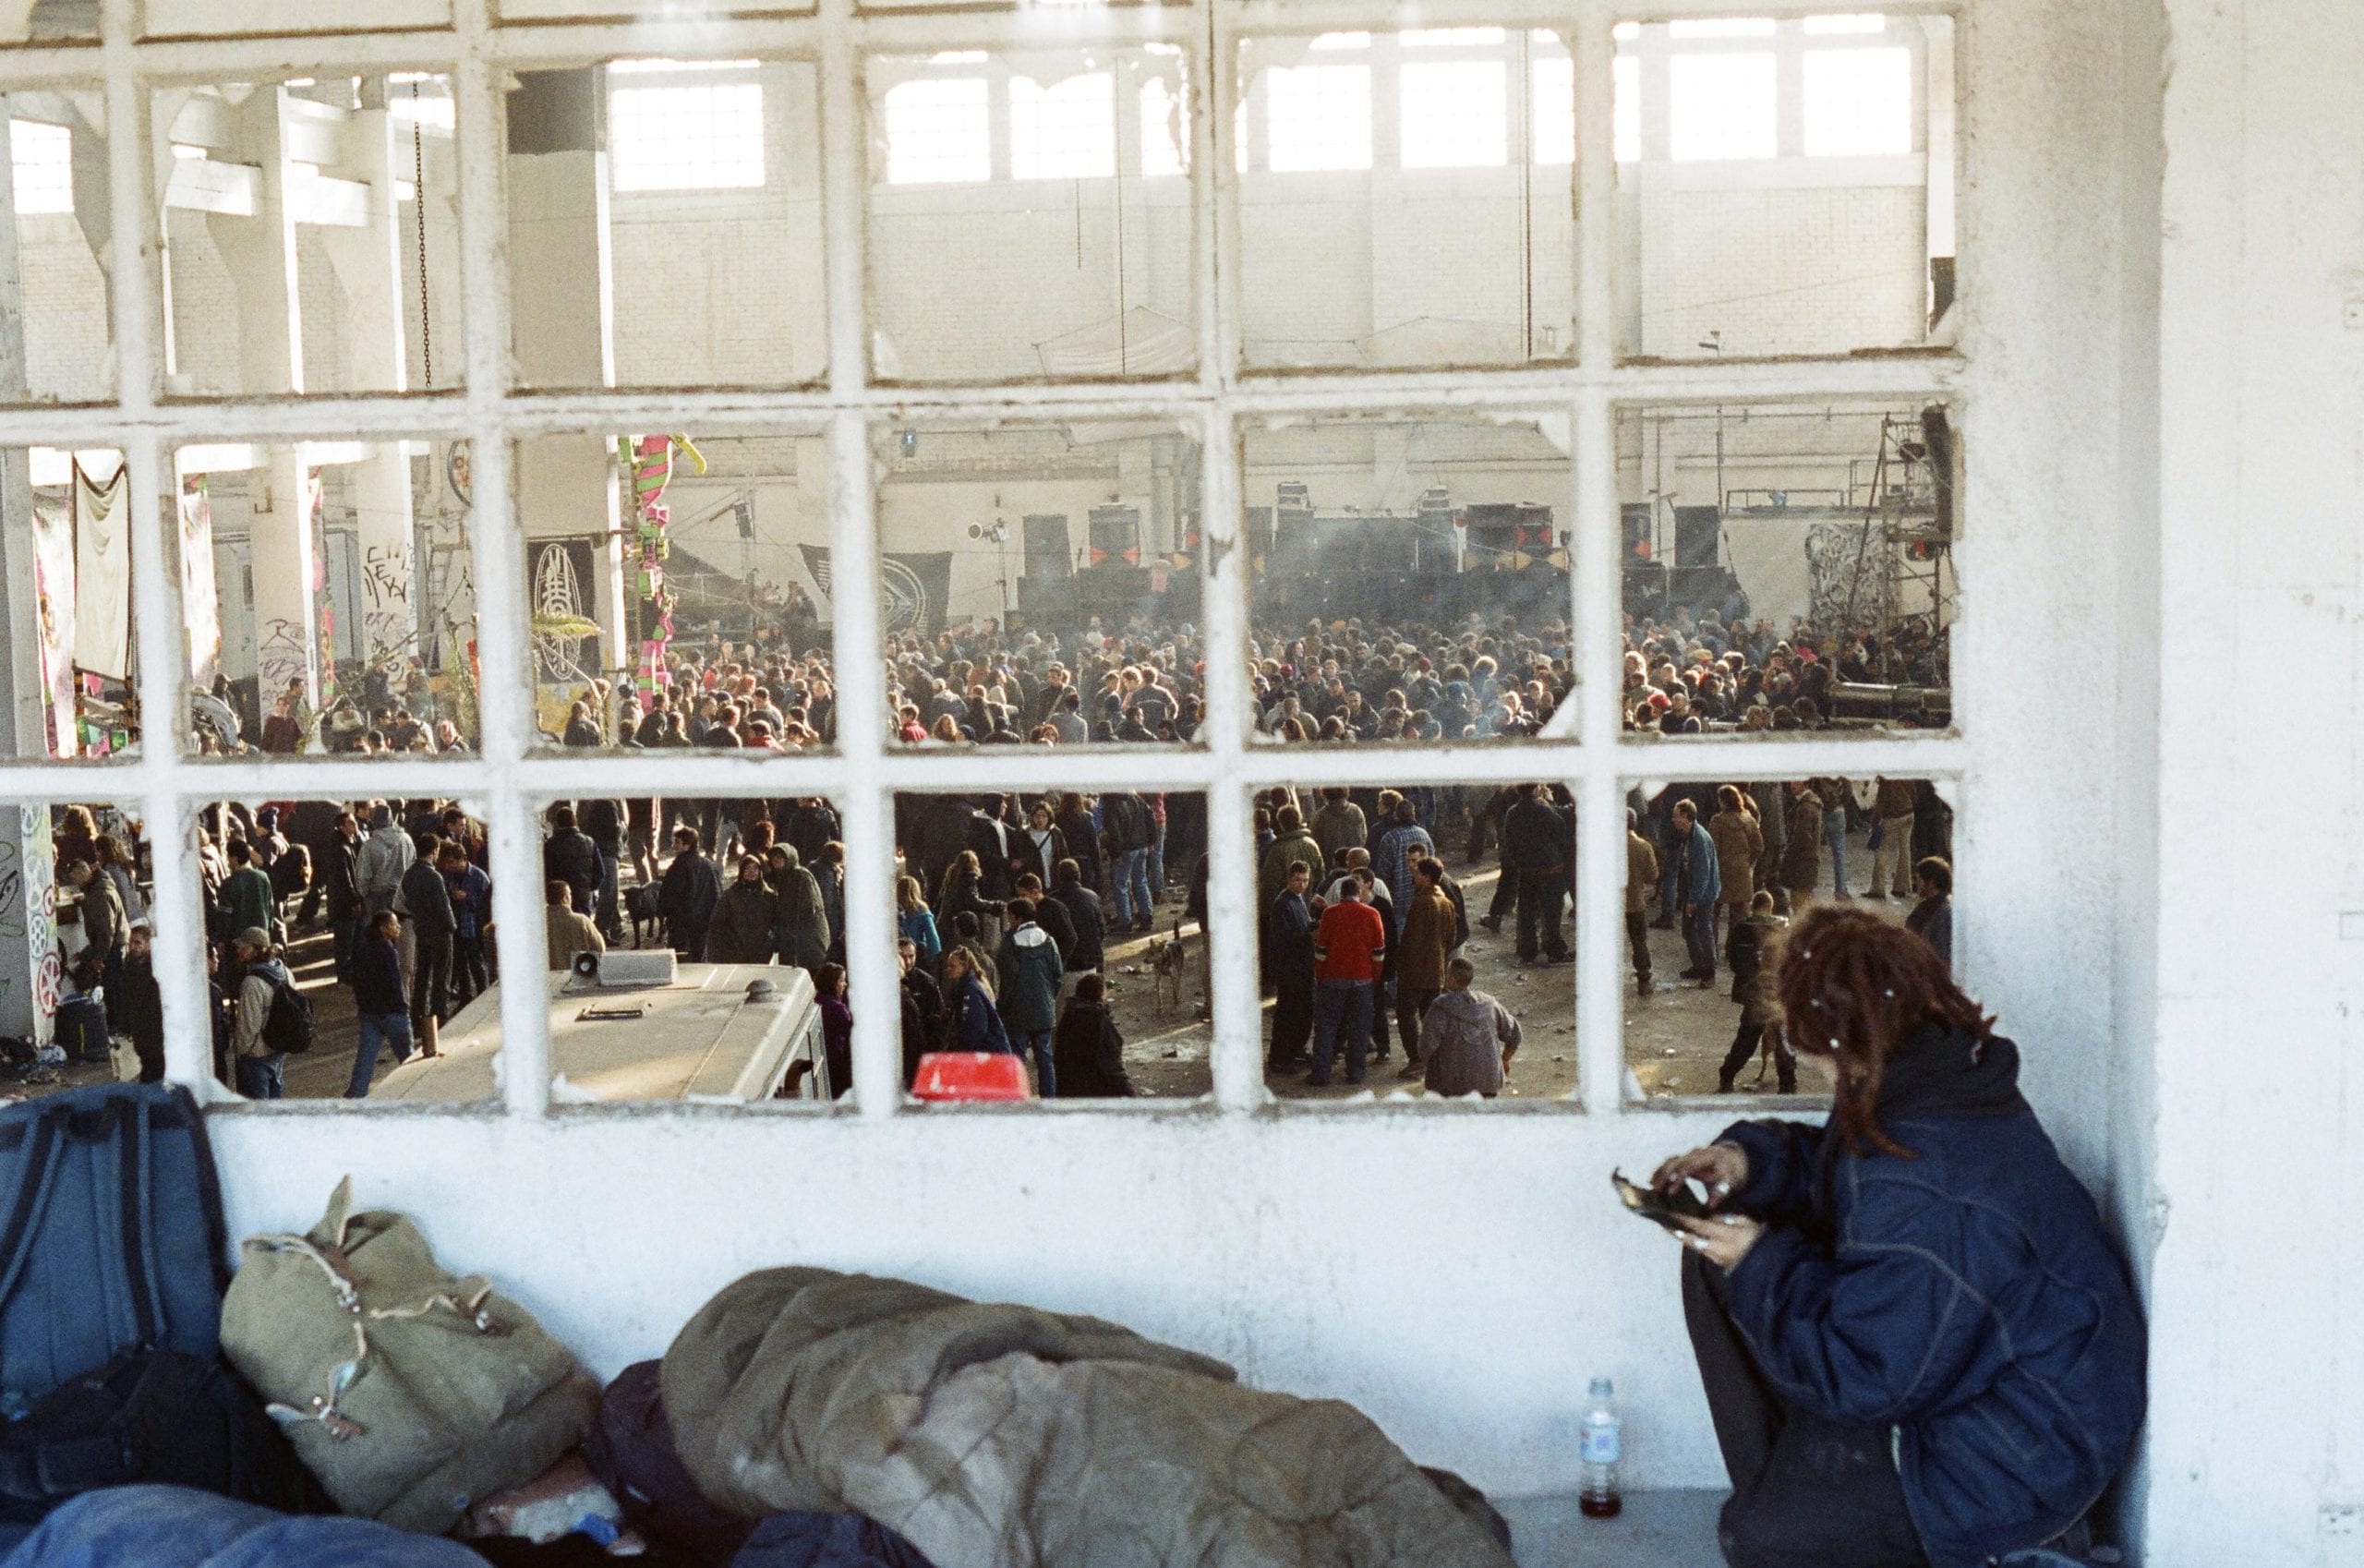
1088;505;1141;567
1022;514;1072;578
1018;574;1077;623
1920;405;1956;540
1622;502;1654;561
1674;506;1721;567
1245;506;1274;561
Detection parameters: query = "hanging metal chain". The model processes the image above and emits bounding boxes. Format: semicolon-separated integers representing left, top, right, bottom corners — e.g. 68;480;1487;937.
412;78;432;391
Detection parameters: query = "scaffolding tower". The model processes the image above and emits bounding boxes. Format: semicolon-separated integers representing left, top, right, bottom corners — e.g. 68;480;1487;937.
1839;412;1957;660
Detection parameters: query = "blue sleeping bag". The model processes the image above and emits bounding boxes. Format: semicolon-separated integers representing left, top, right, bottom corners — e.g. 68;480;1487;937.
0;1486;482;1567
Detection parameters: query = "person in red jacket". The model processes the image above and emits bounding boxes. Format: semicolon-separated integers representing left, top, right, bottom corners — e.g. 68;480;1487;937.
1309;879;1387;1087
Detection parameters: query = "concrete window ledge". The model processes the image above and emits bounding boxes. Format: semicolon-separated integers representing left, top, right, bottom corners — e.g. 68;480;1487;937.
1500;1490;1725;1566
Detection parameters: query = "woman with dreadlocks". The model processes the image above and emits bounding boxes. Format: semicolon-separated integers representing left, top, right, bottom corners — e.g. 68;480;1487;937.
1648;907;2144;1568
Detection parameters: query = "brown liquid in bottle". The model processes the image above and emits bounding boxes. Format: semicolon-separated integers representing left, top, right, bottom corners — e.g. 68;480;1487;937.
1580;1489;1623;1519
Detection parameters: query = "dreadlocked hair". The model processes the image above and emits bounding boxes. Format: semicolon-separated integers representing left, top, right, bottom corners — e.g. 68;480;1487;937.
1773;905;1994;1161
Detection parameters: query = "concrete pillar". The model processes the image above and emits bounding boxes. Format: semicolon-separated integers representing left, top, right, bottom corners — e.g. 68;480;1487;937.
206;86;302;394
352;448;416;669
509;70;623;701
0;806;57;1051
506;69;613;390
311;93;421;671
247;451;322;729
317;92;407;391
0;112;52;761
517;435;623;693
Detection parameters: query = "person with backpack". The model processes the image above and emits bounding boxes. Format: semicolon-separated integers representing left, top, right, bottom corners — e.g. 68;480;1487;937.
346;911;416;1097
229;927;306;1100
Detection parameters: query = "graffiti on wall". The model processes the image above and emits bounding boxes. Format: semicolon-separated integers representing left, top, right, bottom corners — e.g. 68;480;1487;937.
362;542;415;658
1804;520;1895;630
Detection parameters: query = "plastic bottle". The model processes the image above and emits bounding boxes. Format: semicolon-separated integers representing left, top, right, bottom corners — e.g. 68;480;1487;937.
1579;1375;1623;1518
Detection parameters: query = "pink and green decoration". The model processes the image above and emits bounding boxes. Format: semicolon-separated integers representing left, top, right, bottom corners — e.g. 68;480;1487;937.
619;433;705;694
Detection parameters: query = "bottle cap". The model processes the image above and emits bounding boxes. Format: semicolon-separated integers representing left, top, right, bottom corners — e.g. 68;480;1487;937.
1589;1376;1614;1398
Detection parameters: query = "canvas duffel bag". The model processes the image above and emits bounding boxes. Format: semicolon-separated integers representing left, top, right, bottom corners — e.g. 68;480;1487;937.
221;1176;599;1535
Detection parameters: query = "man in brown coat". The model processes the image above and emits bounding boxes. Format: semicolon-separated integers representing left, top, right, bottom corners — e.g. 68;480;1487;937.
1392;858;1457;1070
1870;775;1920;899
1625;810;1659;995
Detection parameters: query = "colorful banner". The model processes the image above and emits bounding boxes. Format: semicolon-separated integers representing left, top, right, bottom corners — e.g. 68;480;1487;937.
309;469;335;706
29;493;76;759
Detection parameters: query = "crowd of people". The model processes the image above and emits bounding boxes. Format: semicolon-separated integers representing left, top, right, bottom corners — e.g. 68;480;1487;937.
1629;776;1955;1093
29;585;1960;1106
1622;602;1949;734
514;607;1586;754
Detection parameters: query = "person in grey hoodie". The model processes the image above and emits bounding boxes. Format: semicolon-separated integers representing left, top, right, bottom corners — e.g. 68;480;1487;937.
1417;958;1523;1098
356;802;416;920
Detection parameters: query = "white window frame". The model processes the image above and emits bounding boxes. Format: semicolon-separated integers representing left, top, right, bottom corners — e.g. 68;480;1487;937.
0;0;1964;1131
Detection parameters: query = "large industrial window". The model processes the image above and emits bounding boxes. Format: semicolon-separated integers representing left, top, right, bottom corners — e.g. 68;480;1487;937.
8;120;72;215
0;0;1963;1128
609;79;768;192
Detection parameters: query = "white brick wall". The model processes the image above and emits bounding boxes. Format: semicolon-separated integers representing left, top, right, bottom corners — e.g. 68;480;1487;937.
16;216;110;402
610;197;826;387
1637;182;1927;358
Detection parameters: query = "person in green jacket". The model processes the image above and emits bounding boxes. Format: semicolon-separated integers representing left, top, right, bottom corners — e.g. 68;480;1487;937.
217;838;282;948
1258;805;1325;904
995;898;1066;1097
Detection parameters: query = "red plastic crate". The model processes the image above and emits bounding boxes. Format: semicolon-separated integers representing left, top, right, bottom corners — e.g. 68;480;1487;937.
910;1052;1035;1102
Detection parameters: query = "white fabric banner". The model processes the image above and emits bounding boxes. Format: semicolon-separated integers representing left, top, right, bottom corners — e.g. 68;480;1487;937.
1719;514;1817;628
71;460;131;681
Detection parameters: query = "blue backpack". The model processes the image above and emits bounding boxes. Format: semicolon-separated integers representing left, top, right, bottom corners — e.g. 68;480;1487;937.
0;1084;227;1413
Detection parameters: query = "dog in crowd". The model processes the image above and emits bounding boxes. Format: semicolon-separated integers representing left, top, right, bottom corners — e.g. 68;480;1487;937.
627;884;665;950
1149;923;1188;1017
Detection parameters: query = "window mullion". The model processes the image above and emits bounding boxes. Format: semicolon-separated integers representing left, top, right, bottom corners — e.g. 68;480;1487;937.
823;410;899;1118
452;0;551;1116
102;0;218;1095
1575;767;1626;1111
1575;388;1619;752
1198;404;1260;1112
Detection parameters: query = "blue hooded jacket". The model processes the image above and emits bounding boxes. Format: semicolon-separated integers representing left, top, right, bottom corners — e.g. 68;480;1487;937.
1716;1025;2145;1568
